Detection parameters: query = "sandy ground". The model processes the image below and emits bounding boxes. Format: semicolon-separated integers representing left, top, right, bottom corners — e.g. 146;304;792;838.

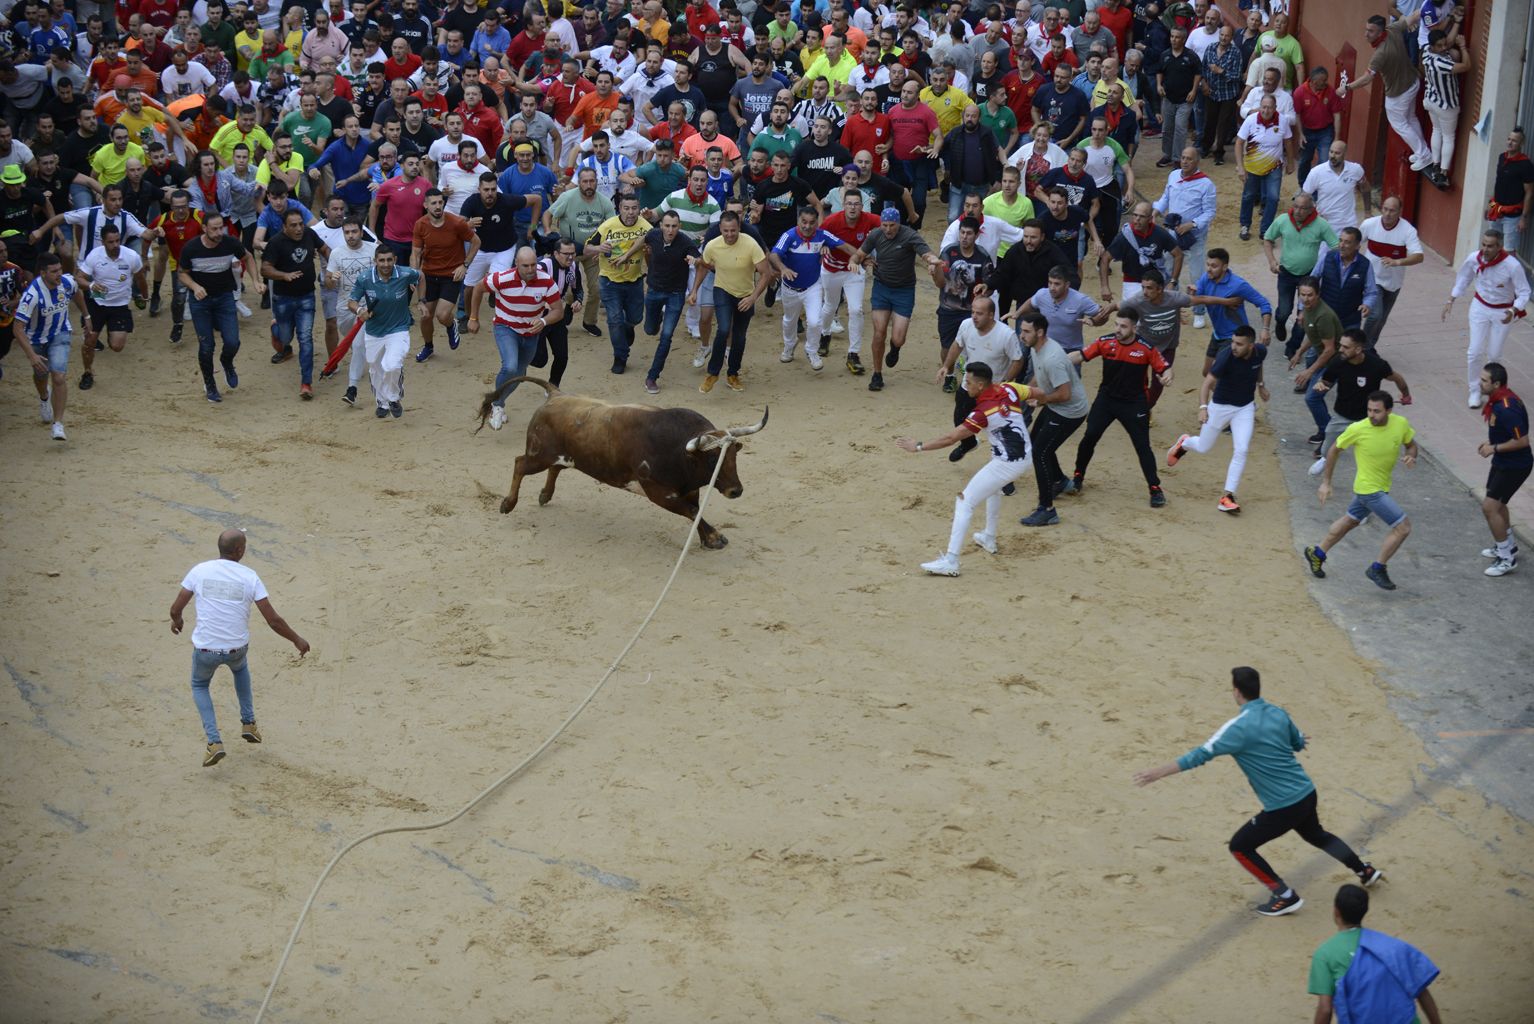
3;150;1533;1023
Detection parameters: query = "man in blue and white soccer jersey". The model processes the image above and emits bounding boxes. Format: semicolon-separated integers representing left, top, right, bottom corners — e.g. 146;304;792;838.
766;204;858;373
14;253;89;442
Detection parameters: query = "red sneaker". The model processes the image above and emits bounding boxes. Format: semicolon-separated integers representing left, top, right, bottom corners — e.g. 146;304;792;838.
1218;494;1241;514
300;383;313;400
1166;434;1190;467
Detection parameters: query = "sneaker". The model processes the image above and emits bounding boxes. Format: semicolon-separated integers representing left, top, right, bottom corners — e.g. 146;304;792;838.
50;422;66;441
688;325;701;340
830;318;844;334
1149;487;1166;508
1485;557;1518;577
1061;476;1082;496
415;344;434;363
808;352;824;372
1155;156;1173;168
1052;478;1067;499
611;359;626;374
389;400;403;418
868;371;884;391
1303;546;1327;578
920;554;961;576
259;291;271;310
79;371;94;390
343;385;358;406
1001;483;1015;496
149;293;162;316
241;721;262;743
1020;506;1060;527
271;348;292;364
942;374;956;394
699;374;718;393
1218;494;1241;514
300;383;313;400
780;345;795;363
1308;457;1326;477
376;404;389;418
1256;892;1304;917
726;374;744;391
692;344;710;368
236;300;253;318
846;352;865;375
1166;433;1190;467
644;377;660;394
203;742;226;767
1193;313;1206;329
1469;391;1483;409
885;344;901;367
1307;430;1326;445
1239;226;1251;241
949;438;976;462
1482;545;1518;559
971;532;997;555
583;323;602;337
223;363;238;389
1408;153;1430;172
489;404;507;430
1365;563;1396;590
446;321;460;350
818;335;831;356
1358;865;1385;887
39;396;52;421
170;324;183;343
206;388;222;403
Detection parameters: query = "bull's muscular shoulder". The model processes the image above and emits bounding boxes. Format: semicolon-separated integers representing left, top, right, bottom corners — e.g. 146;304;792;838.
535;396;722;483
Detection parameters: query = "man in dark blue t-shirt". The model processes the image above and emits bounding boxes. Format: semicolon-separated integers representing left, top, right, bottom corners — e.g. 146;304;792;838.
1478;360;1532;576
1166;325;1269;513
1032;65;1090;147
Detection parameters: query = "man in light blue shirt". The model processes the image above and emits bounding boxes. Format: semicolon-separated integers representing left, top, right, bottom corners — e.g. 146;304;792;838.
1015;266;1104;353
1134;666;1384;918
1189;246;1273;373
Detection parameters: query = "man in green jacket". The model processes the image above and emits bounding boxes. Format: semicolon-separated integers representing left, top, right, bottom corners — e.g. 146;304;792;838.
1134;666;1384;917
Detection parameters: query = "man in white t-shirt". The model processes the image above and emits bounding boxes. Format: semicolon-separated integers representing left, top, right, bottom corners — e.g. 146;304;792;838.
935;295;1026;462
1302;140;1370;231
74;223;146;392
1358;196;1424;347
426;113;487;179
160;47;217;100
324;218;380;405
170;529;310;767
437;138;492;217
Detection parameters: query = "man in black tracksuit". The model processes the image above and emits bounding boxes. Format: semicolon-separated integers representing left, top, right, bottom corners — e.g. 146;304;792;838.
1070;307;1175;507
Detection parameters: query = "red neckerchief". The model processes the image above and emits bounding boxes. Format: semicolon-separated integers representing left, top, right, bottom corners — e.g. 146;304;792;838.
1505;152;1531;164
1483;386;1519;423
457;156;478;171
1257;110;1279;128
1477;249;1510;273
687;183;709;203
1180;170;1209;183
1102;104;1123;130
1131;223;1152;240
1289;207;1317;230
1063;168;1084;182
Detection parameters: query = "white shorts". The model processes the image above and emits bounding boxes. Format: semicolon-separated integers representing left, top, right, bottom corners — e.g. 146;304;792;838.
466;248;517;287
321;285;339;320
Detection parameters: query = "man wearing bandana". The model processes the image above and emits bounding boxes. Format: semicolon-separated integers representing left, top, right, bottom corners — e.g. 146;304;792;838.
1443;229;1531;409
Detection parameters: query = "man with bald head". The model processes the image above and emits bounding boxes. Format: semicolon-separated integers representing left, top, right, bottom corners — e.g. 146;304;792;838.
170;529;310;768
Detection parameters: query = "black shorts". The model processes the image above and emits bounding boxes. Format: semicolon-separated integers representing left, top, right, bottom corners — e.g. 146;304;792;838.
424;274;461;304
1486;463;1533;504
87;299;133;334
1206;335;1231;359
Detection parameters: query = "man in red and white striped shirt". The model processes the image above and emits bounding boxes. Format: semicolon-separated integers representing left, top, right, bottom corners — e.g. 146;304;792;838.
470;246;564;431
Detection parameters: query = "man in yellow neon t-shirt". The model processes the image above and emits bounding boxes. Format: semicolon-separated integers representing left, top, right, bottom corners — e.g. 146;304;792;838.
210;108;275;167
586;194;649;373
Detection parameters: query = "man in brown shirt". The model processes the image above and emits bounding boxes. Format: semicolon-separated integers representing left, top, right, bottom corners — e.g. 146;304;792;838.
1341;12;1445;188
410;188;480;358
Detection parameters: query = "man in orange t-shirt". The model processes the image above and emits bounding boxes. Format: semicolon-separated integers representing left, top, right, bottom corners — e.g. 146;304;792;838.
567;70;621;139
409;188;481;360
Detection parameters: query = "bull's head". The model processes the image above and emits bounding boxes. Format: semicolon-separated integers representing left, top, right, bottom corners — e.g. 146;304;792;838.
685;407;768;499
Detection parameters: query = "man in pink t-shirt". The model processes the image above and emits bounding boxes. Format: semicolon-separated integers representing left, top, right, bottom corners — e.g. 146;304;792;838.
369;153;432;260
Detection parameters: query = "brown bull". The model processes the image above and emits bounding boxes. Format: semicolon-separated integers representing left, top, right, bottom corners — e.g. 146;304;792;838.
475;377;767;548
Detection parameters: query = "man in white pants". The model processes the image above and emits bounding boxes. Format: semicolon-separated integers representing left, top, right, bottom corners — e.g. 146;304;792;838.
348;246;424;419
324;218;378;406
1165;325;1270;514
817;187;875;374
1444;228;1531;408
767;204;859;372
1342;12;1448;189
896;360;1034;576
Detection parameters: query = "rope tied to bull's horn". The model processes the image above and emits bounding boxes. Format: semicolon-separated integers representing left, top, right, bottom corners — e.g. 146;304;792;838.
686;406;769;452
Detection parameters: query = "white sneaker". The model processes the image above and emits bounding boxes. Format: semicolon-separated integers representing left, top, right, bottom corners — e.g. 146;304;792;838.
971;532;997;555
779;345;794;363
1408;153;1430;171
1469;392;1484;409
830;318;845;334
1482;545;1518;559
1486;557;1518;577
688;325;701;340
50;422;66;441
691;344;709;368
1193;313;1206;329
236;300;253;318
808;351;824;371
488;405;507;431
1308;457;1326;477
40;396;53;422
920;553;961;576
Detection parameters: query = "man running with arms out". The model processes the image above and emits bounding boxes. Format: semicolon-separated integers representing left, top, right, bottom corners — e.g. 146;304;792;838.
348;245;425;419
410;187;479;362
170;528;309;768
1016;312;1090;528
1306;392;1419;591
767;204;858;374
475;246;564;429
1166;324;1270;514
74;223;147;393
849;206;939;392
1309;885;1444;1024
817;186;875;374
14;253;87;442
1476;361;1531;578
1068;308;1174;507
1133;666;1384;918
895;360;1034;577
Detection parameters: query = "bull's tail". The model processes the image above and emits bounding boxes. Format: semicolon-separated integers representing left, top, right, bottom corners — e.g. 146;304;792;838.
474;376;560;434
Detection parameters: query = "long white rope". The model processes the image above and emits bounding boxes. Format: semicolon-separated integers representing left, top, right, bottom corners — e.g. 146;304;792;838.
252;442;735;1024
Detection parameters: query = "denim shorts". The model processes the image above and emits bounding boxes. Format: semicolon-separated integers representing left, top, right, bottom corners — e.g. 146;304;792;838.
321;285;339;320
1345;490;1406;528
871;280;915;318
31;331;71;374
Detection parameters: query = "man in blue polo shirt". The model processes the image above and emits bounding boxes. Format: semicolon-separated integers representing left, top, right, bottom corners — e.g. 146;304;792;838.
1134;666;1383;917
1188;246;1273;374
766;204;857;373
497;143;558;244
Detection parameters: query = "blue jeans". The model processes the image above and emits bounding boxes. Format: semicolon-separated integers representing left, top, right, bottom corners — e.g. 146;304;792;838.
190;291;241;390
599;277;645;363
1303;370;1331;431
708;286;754;376
947;182;988;222
889;157;934;222
270;292;317;384
1240;167;1281;233
191;645;253;744
492;324;539;404
643;287;685;381
1296;125;1333;186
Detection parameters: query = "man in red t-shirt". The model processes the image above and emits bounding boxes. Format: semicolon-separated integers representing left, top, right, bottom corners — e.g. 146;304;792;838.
1292;66;1345;183
149;189;205;341
409;187;480;361
1006;52;1045;131
817;188;877;372
133;0;180;31
455;82;505;155
841;89;893;175
384;38;423;81
505;12;548;73
1095;0;1134;59
885;79;939;226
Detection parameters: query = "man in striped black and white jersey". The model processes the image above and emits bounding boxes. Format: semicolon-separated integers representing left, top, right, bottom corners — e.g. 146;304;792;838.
471;245;565;431
13;253;89;442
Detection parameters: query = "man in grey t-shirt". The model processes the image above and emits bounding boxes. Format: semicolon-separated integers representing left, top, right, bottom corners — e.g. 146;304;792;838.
1014;266;1106;352
1118;267;1193;408
1017;312;1089;527
851;208;939;392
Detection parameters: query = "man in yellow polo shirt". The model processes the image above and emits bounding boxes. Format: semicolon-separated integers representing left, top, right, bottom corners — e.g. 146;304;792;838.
799;34;857;101
90;124;146;186
587;193;650;374
118;91;186;152
920;65;967;137
210;106;274;167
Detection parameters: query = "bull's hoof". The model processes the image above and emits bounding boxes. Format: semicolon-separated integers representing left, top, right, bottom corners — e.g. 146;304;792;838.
499;497;516;514
702;533;728;550
538;491;553;506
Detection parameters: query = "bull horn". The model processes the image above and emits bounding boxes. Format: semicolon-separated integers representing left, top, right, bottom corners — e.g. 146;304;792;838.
685;431;726;453
724;406;769;438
